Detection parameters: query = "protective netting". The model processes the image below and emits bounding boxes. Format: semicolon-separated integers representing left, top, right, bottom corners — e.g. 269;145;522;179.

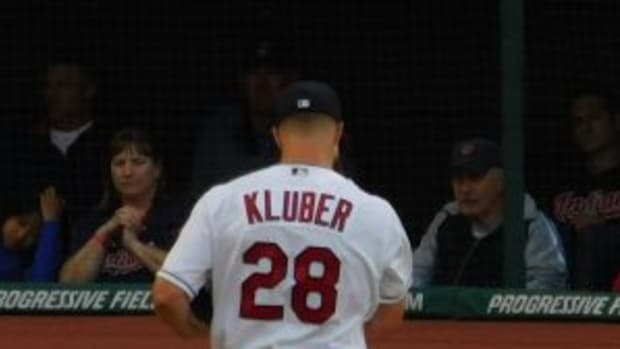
0;1;618;291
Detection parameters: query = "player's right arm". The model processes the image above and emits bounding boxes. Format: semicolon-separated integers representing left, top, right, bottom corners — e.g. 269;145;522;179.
364;299;407;346
152;277;208;337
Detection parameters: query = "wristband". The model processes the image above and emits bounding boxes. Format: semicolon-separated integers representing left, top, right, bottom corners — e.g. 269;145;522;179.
92;231;110;248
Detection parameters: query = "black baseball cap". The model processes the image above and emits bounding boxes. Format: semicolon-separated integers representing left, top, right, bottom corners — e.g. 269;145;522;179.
274;81;342;125
450;138;502;177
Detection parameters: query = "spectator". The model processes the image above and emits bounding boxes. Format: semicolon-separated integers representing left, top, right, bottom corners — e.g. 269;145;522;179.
59;128;189;283
0;187;64;281
10;60;109;225
412;138;566;289
190;39;299;197
551;83;620;291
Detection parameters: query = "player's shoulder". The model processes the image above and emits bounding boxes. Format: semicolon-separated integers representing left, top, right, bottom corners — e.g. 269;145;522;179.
222;164;286;189
196;165;283;202
358;191;401;221
196;163;393;212
344;188;408;249
338;180;402;225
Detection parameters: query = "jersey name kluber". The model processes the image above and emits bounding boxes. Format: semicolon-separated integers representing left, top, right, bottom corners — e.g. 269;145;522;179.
243;189;353;232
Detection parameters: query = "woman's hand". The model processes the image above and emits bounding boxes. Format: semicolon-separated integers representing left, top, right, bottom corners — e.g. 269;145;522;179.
40;186;64;222
101;216;120;233
115;206;145;233
122;226;140;248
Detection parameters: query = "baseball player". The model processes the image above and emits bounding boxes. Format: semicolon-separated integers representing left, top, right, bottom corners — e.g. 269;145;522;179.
153;81;413;348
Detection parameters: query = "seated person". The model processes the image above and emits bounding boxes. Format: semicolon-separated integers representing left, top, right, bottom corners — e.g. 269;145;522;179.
59;128;189;283
412;138;567;290
191;39;299;197
551;83;620;291
12;60;110;226
0;187;64;281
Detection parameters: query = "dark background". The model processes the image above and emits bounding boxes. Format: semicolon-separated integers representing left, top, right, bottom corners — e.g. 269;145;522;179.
1;1;619;239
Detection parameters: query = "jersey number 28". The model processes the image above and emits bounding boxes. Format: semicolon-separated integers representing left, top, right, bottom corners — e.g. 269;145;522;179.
240;242;341;324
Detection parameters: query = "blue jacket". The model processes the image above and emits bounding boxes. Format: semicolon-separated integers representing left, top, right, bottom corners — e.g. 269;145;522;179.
0;221;63;281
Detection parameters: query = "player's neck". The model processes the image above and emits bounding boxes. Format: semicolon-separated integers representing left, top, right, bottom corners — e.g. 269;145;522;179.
280;149;335;169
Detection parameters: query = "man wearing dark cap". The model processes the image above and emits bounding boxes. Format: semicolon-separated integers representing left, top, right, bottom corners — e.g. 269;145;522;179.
190;39;299;197
412;138;567;290
154;81;413;348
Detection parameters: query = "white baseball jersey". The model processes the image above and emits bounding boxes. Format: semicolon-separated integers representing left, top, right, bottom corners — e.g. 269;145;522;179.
158;164;412;349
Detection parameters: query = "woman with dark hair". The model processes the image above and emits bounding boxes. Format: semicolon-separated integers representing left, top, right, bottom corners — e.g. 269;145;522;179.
60;127;189;283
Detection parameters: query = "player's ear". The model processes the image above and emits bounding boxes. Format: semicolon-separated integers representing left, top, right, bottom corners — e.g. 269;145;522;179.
271;126;282;149
333;121;344;145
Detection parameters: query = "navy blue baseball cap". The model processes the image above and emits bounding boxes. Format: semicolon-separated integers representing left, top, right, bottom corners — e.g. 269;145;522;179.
274;81;342;125
450;138;502;177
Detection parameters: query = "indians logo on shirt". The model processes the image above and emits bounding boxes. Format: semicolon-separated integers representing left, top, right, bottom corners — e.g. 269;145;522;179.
101;241;156;276
553;190;620;222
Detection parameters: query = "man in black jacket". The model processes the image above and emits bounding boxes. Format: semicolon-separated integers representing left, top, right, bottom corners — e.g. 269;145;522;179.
10;61;109;225
412;138;566;290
